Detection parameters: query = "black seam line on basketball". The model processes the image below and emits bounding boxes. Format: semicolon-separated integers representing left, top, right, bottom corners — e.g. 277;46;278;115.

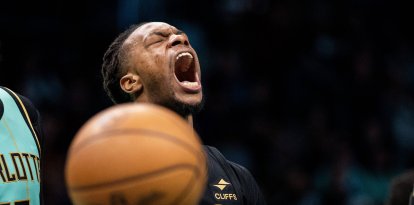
171;161;202;204
70;163;198;192
71;128;205;162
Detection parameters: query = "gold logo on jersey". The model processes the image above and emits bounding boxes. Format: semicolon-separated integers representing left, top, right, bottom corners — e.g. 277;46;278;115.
213;179;231;191
213;178;238;201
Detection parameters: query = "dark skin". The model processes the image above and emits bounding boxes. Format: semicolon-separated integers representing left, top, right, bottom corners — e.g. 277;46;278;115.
119;22;203;126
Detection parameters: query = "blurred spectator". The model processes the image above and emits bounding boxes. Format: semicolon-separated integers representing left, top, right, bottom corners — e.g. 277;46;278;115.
385;169;414;205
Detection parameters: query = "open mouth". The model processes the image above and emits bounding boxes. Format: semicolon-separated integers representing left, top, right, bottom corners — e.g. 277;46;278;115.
174;51;200;91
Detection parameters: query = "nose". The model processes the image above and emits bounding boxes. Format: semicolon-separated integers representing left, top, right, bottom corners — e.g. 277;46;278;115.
168;34;189;47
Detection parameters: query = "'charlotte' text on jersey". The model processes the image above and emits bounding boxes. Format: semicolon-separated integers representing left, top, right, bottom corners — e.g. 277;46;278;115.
0;152;40;183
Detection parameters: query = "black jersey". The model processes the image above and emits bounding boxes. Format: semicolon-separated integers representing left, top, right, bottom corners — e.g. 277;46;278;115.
200;146;266;205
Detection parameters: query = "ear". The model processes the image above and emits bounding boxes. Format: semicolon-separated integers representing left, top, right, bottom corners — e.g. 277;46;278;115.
120;73;143;94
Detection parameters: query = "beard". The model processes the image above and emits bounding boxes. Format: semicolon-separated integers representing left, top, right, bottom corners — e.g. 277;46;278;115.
145;76;205;118
160;95;205;118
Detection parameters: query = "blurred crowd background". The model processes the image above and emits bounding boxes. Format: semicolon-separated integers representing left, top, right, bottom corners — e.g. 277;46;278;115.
1;0;414;204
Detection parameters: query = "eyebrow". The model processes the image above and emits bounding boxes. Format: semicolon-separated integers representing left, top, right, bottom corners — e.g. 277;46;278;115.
176;30;184;35
148;29;185;37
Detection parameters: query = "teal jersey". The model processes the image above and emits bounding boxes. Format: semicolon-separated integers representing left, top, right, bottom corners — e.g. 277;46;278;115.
0;87;41;205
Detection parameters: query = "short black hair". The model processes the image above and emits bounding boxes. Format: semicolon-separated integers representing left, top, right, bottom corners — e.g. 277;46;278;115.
101;22;148;104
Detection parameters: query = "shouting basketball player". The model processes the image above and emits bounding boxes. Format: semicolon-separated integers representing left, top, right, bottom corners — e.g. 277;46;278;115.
101;22;266;205
0;86;43;205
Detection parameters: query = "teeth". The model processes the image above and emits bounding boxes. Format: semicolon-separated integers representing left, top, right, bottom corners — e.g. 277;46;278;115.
176;52;193;60
181;81;199;87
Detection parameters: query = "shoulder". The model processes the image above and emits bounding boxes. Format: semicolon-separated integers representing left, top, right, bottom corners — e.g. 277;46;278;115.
0;86;40;125
17;93;41;126
0;86;42;141
204;145;258;187
203;145;267;205
203;145;251;175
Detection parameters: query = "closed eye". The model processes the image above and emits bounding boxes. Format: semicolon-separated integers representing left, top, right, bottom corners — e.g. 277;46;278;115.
146;38;165;47
154;31;170;37
151;39;164;45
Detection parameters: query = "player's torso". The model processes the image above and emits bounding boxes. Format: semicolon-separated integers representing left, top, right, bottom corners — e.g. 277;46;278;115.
200;148;243;205
0;87;41;205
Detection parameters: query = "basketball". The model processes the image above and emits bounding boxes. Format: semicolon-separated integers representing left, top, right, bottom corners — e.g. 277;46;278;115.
64;103;207;205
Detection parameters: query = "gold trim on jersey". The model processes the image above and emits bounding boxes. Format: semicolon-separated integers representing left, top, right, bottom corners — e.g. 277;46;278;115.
2;87;41;155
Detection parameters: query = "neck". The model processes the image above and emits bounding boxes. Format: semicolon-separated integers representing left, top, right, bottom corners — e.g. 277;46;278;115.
133;98;194;127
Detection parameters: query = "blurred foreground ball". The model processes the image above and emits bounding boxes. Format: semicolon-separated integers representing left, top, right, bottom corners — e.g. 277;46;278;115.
65;103;207;205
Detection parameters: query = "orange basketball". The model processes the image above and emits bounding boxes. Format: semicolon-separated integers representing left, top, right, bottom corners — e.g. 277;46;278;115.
64;103;207;205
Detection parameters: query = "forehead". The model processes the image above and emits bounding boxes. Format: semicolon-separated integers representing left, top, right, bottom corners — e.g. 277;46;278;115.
127;22;179;42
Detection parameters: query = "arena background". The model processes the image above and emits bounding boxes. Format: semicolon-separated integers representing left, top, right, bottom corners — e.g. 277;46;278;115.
1;0;414;204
